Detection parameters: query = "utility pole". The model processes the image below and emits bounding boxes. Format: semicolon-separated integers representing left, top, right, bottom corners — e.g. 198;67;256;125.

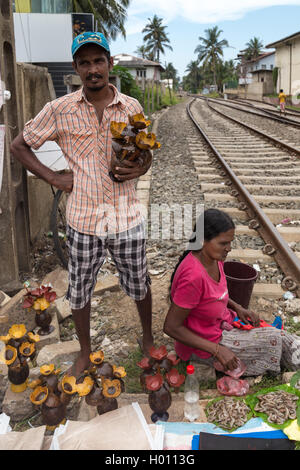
0;0;31;293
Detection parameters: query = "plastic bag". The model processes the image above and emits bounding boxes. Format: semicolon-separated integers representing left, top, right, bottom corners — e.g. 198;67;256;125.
216;376;249;396
213;357;247;378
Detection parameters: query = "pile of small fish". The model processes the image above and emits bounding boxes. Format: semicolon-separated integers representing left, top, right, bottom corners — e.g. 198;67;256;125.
206;397;251;430
254;391;298;424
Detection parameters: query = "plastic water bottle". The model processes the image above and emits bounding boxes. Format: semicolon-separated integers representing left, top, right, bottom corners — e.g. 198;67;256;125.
184;365;200;421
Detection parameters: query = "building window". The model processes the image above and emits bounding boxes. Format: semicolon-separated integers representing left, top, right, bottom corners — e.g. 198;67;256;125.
136;69;146;78
270;65;273;70
261;64;266;69
31;0;72;13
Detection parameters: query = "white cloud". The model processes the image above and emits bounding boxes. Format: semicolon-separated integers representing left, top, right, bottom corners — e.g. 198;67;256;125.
125;0;300;33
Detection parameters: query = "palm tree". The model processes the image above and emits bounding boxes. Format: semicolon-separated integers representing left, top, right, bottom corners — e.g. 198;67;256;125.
134;45;152;60
184;61;202;93
244;37;264;60
71;0;130;40
194;26;229;86
142;15;173;63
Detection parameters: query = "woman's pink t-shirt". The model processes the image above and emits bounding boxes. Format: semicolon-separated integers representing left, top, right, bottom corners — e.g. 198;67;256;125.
171;252;236;360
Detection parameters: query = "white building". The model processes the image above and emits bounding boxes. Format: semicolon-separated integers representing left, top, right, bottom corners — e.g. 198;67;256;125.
13;1;94;96
113;54;164;82
238;51;275;85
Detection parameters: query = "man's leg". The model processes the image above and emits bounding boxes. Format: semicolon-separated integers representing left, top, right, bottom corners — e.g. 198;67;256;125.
135;286;154;355
70;300;92;376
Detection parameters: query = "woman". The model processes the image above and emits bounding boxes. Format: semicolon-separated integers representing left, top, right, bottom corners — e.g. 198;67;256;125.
164;208;300;376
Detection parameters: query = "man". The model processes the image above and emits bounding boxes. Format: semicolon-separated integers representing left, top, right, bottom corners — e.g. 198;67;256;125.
11;32;154;376
278;89;287;116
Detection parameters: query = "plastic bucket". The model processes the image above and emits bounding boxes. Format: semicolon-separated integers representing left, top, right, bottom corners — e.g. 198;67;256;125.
223;261;258;309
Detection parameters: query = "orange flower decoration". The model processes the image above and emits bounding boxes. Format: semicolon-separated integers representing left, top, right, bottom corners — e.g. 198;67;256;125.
135;132;160;150
40;364;55;376
90;350;104;365
76;376;94;397
110;121;127;139
19;342;35;357
102;379;121;399
129;113;151;129
8;324;27;339
30;386;49;405
113;365;126;378
61;375;77;395
2;345;17;365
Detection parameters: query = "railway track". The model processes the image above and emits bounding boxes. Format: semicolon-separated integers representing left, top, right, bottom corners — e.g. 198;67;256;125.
186;97;300;302
200;97;300;152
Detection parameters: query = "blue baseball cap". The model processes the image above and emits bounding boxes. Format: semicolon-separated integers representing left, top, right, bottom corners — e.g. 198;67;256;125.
72;32;110;57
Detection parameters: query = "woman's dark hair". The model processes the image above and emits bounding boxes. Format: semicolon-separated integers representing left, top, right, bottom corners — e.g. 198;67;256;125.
169;208;235;296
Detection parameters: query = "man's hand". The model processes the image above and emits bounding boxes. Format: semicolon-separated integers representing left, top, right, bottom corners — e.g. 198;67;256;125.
50;171;73;193
111;151;152;182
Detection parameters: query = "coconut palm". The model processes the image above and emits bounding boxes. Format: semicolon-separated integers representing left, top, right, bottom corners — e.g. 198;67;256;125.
71;0;130;40
244;37;264;60
142;15;173;63
134;45;152;60
194;26;229;86
184;61;202;93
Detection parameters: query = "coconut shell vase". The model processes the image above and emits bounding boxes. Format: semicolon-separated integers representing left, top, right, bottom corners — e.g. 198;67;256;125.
29;364;67;431
0;324;40;393
22;285;57;336
137;346;185;423
109;113;160;183
58;350;127;419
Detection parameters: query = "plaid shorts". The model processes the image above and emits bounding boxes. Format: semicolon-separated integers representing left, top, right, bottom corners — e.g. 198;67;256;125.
65;223;151;310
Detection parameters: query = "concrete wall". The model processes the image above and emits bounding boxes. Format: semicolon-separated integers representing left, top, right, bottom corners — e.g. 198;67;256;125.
16;62;57;243
275;37;300;95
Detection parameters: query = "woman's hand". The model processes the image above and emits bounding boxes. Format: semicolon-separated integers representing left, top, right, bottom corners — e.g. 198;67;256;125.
235;305;260;327
216;345;239;371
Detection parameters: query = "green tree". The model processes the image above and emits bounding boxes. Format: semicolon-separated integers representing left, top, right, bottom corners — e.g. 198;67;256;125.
194;26;229;86
244;37;264;60
112;65;142;102
161;62;180;90
183;61;202;93
71;0;130;40
142;15;173;63
134;45;152;60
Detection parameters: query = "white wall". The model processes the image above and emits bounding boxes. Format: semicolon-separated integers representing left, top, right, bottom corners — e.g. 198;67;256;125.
13;13;73;63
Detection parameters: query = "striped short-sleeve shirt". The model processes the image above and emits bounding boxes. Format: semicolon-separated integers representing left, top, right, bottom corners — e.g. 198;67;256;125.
23;85;144;236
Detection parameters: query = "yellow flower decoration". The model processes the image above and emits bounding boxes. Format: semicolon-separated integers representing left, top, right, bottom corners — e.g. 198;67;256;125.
30;386;48;405
40;364;55;376
110;121;127;139
113;365;126;378
8;324;27;339
135;131;160;150
76;376;94;397
0;345;17;365
90;350;104;365
129;113;151;129
33;298;50;311
0;334;11;344
19;342;35;357
102;379;121;399
28;378;42;389
27;332;40;343
61;375;77;395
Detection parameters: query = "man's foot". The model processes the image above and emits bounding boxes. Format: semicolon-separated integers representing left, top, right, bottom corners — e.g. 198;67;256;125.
65;354;91;379
137;336;154;357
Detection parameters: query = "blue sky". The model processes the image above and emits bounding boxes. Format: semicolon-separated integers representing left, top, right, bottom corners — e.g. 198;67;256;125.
109;1;300;78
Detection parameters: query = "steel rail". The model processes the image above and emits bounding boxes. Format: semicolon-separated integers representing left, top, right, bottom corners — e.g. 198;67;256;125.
206;97;300;128
187;98;300;296
205;99;300;157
